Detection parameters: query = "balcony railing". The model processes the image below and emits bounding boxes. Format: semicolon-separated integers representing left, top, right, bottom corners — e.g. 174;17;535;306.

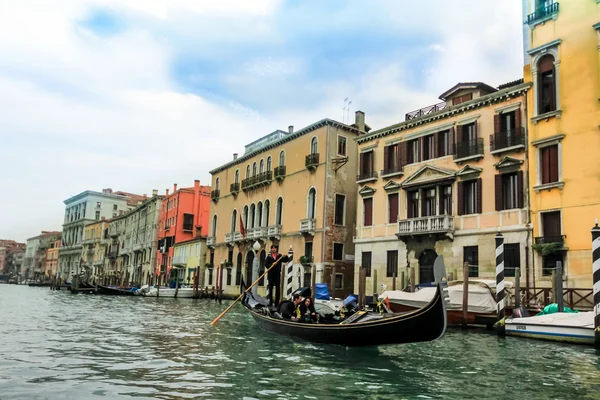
183;224;194;232
454;138;484;161
207;236;216;246
305;153;319;169
381;165;403;177
173;255;188;266
357;170;378;183
241;172;272;191
405;101;447;121
210;190;220;202
534;235;565;245
225;232;234;244
253;226;268;239
267;225;282;238
274;165;286;180
490;128;526;153
230;182;240;194
300;218;316;234
397;215;454;237
233;231;243;242
526;2;559;25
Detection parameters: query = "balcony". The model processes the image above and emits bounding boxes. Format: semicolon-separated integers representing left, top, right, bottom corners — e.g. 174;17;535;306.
253;226;268;239
490;128;526;154
241;172;272;191
300;218;316;234
207;236;216;247
230;182;240;195
108;250;118;259
211;190;220;202
526;2;559;26
182;223;194;232
405;101;447;121
225;232;234;244
305;153;319;170
381;165;404;178
534;235;565;245
274;165;286;181
396;215;454;238
267;225;282;238
357;170;378;184
453;138;484;163
173;255;188;266
233;231;243;242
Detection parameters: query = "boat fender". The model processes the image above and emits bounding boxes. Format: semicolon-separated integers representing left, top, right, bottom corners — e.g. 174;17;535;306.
376;301;384;315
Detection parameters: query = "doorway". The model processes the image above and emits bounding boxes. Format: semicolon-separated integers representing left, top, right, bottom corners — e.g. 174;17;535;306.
419;249;437;284
245;251;254;286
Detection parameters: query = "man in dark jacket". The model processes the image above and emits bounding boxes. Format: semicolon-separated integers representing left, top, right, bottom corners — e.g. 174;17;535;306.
265;244;290;306
278;294;303;319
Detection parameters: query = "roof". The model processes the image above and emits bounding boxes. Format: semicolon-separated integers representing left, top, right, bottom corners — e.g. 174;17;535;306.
113;191;147;206
438;82;498;101
173;236;206;246
209;118;362;174
357;81;531;144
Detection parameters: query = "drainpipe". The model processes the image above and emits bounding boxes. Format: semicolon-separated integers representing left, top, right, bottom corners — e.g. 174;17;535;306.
524;91;534;297
321;125;331;286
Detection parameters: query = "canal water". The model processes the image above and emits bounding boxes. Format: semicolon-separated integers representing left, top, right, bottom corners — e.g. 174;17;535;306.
1;286;599;400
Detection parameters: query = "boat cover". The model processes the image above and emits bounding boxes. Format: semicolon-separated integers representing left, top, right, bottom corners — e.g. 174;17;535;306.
315;283;330;300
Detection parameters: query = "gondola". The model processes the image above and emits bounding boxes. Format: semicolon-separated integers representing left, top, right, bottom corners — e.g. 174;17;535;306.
241;255;449;347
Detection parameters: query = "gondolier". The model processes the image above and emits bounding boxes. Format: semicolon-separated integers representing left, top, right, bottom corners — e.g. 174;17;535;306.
265;244;289;306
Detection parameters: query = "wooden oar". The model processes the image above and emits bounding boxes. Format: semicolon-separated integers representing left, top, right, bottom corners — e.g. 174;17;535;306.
210;254;287;326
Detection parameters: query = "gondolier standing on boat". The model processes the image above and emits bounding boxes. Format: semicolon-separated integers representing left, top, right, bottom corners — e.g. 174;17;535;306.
265;244;289;306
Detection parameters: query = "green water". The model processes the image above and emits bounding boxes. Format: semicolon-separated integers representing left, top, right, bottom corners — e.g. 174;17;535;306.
1;285;599;399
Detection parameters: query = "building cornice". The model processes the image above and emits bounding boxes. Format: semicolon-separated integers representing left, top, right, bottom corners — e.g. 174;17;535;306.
356;82;531;144
527;39;562;56
63;190;130;205
209;119;362;174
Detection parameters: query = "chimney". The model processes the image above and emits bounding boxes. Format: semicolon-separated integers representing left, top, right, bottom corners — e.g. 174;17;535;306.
152;189;158;196
166;188;170;196
233;153;238;161
288;125;294;134
194;179;200;188
173;183;177;192
355;111;365;132
143;194;147;198
102;188;112;194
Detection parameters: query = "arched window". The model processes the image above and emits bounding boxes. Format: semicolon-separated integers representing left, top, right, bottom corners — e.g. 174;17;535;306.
252;162;257;177
257;202;263;227
307;188;316;219
243;205;249;230
211;215;217;238
234;170;239;184
231;209;237;233
264;199;270;227
276;197;283;225
538;55;556;114
249;204;256;228
311;137;318;154
215;177;220;191
279;150;285;166
246;165;250;178
259;160;264;174
266;156;272;172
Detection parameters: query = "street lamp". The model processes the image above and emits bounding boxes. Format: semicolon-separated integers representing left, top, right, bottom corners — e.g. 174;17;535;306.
251;241;261;295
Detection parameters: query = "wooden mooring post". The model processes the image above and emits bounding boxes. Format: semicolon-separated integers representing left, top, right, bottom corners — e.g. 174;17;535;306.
462;262;469;329
556;261;564;312
358;267;366;309
372;269;378;301
410;267;415;293
514;267;521;308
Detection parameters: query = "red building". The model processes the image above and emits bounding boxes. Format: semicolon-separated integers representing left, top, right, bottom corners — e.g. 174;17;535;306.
156;180;211;275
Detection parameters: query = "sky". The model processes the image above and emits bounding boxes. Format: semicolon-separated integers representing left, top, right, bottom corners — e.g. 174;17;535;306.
0;0;524;242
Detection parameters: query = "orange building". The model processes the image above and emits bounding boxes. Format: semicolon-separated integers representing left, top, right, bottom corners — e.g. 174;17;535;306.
156;180;211;276
45;236;61;277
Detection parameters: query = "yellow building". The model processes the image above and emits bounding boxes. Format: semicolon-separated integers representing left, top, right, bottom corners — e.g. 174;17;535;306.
522;0;600;287
208;115;367;298
172;237;207;286
353;81;531;291
45;236;61;277
82;219;110;281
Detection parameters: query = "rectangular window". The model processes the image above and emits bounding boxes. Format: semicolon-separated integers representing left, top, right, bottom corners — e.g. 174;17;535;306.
462;122;477;143
359;151;374;176
334;194;345;225
540;145;559;184
408;139;419;164
362;251;372;278
386;250;398;278
383;143;400;175
423;135;435;161
463;246;479;277
228;249;233;264
113;204;118;211
208;268;213;285
462;180;481;215
96;202;101;207
183;213;194;231
226;268;232;286
440;185;452;215
338;136;347;156
333;243;344;261
500;111;516;132
407;191;419;219
363;198;373;226
540;69;556;114
542;253;563;277
437;130;449;157
388;193;399;224
423;188;436;217
335;274;343;290
542;211;561;238
501;172;519;210
95;211;100;220
504;243;520;278
452;93;473;105
304;242;313;262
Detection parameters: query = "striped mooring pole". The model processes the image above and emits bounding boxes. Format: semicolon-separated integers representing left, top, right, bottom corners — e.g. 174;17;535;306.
495;231;505;337
286;245;294;300
591;220;600;348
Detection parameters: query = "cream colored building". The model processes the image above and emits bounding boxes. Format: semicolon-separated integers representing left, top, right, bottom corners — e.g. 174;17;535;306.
353;81;531;292
172;237;207;286
208;114;368;298
83;220;110;281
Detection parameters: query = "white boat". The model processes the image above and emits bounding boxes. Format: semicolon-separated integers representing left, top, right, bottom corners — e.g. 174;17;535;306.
505;311;594;345
140;286;196;298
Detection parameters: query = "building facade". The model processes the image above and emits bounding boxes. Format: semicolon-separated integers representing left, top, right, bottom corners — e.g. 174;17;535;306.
58;189;141;281
353;81;531;292
23;231;61;280
83;220;110;282
156;181;211;281
522;0;600;287
45;236;61;278
172;237;207;287
208;116;366;298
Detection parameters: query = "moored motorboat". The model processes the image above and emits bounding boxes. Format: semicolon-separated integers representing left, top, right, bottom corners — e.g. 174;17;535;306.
141;286;196;298
241;255;449;347
505;311;594;345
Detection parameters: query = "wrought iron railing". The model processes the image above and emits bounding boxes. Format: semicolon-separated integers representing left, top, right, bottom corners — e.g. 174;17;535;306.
357;171;378;182
305;153;319;168
274;165;286;179
454;138;484;160
405;101;447;121
490;128;525;152
526;2;559;25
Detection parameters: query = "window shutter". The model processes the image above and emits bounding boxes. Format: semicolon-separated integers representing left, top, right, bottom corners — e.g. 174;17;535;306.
517;170;524;208
474;121;478;139
398;141;407;169
418;137;424;161
515;109;522;129
456;125;463;144
457;182;464;216
433;132;439;158
550;145;559;183
383;146;389;173
407;193;413;219
364;198;373;226
359;152;364;175
476;178;483;214
541;147;550;184
449;127;454;155
389;193;399;224
494;114;501;134
495;174;503;211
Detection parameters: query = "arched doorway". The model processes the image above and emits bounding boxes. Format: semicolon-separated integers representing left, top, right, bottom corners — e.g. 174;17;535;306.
259;250;266;286
419;249;437;284
245;251;254;286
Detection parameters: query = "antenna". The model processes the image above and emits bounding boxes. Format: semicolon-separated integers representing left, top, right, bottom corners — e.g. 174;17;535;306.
342;98;349;122
347;100;352;124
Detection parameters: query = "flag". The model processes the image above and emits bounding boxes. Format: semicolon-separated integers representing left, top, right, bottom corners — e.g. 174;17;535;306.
239;215;246;238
